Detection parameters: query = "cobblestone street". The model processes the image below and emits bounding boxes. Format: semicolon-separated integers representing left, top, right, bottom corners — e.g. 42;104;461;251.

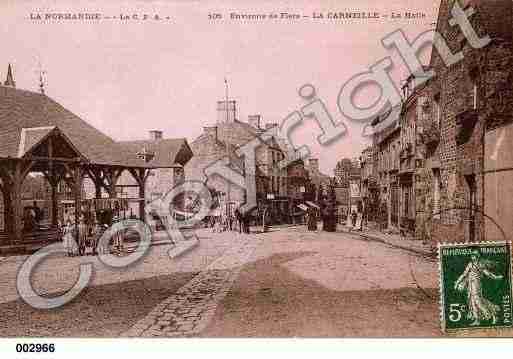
0;226;445;337
122;237;260;337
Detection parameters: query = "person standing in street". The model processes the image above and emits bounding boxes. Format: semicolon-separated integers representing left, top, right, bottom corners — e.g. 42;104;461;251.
78;217;88;256
351;210;357;228
63;219;76;257
235;208;242;234
307;206;317;231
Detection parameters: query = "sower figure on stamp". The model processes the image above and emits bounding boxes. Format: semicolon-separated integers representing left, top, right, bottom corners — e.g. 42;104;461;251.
454;250;504;326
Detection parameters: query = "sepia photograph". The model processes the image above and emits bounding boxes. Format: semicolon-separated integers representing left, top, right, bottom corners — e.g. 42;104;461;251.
0;0;512;355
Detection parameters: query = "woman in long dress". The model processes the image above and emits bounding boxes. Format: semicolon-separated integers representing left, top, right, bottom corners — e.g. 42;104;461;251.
63;220;77;257
454;250;503;326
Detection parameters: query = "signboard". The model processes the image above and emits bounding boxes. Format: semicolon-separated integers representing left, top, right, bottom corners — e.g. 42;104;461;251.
350;181;360;198
297;204;308;211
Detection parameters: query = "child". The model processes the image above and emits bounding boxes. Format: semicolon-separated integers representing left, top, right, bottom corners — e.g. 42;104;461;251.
351;210;357;228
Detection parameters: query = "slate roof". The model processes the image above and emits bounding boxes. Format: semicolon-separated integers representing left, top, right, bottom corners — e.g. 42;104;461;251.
0;85;191;168
18;126;55;157
117;138;192;168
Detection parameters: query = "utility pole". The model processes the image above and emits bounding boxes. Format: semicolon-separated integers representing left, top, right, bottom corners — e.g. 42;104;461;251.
225;77;229;121
224;78;231;217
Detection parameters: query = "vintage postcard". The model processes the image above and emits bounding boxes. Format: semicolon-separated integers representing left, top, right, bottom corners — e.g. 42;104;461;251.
0;0;513;353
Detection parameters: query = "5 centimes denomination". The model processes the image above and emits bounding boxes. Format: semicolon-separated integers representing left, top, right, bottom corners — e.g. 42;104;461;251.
439;242;513;332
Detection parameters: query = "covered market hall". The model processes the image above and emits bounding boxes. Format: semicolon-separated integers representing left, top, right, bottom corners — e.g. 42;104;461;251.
0;82;192;252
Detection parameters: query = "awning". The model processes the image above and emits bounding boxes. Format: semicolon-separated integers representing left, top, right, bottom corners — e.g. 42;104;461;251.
82;198;129;211
173;209;196;218
297;204;308;211
305;201;320;209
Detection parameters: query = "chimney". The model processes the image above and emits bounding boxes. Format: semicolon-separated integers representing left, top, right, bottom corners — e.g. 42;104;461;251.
204;126;218;141
217;100;236;123
248;115;261;129
265;122;278;130
149;130;163;141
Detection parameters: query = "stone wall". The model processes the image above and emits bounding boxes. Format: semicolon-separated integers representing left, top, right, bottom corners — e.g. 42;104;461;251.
420;0;513;243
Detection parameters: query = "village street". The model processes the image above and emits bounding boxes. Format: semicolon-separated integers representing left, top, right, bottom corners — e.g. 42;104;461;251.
0;226;443;337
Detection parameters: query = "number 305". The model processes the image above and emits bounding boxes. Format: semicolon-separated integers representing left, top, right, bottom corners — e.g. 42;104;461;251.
16;343;55;353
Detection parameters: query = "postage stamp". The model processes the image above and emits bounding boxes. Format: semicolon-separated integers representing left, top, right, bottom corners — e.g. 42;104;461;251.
439;242;513;332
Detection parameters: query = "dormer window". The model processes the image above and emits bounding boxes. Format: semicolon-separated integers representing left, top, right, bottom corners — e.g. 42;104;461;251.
136;146;155;162
433;93;441;129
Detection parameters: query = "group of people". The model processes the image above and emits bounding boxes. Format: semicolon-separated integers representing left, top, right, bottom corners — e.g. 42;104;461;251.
23;201;44;232
210;209;251;234
61;216;124;257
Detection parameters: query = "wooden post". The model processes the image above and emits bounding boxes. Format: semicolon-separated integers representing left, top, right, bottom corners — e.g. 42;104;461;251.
12;166;23;243
1;183;12;236
85;166;105;199
50;182;58;227
94;179;102;199
139;181;146;222
43;168;63;228
48;136;59;227
11;161;34;243
129;168;149;223
138;169;149;222
72;166;83;242
104;168;123;199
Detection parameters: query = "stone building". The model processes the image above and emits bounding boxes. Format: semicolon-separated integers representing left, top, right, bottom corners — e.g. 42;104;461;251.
334;158;353;186
398;70;432;236
115;130;192;220
348;165;362;217
0;66;193;247
360;146;379;220
413;0;513;244
372;106;402;230
333;157;364;220
307;158;331;189
184;102;293;220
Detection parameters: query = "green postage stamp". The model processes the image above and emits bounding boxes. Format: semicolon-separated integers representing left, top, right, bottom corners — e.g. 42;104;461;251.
439;242;513;331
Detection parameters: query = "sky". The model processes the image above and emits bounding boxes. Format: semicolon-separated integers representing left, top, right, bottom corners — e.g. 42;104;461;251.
0;0;438;174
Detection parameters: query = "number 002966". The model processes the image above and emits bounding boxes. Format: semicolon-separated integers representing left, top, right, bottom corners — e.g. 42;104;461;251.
15;343;55;353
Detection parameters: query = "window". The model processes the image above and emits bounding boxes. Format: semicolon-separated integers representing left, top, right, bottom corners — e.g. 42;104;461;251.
404;190;409;217
433;169;441;219
434;93;441;129
469;68;479;110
